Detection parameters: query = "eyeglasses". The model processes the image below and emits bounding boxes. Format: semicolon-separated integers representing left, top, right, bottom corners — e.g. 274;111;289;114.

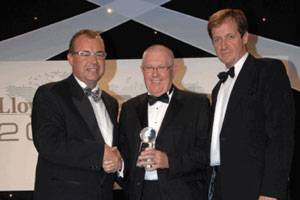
71;50;107;59
142;66;171;73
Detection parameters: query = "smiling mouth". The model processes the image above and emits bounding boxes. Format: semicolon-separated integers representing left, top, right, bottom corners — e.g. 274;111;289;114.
221;52;233;58
87;68;98;72
151;79;161;83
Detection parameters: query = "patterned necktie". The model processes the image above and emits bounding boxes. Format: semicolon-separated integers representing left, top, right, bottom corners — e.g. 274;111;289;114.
217;66;235;83
84;88;101;102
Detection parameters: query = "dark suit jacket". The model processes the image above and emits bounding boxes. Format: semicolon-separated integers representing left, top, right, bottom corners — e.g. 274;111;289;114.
32;75;119;200
210;54;295;200
119;87;210;200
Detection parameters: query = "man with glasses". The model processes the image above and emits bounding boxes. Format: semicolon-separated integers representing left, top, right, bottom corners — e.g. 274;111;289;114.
119;44;210;200
32;29;122;200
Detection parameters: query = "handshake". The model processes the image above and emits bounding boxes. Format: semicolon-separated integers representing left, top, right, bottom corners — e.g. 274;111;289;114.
102;145;122;173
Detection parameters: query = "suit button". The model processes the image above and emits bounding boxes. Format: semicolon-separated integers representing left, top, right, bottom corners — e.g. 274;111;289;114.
220;137;226;142
136;181;142;186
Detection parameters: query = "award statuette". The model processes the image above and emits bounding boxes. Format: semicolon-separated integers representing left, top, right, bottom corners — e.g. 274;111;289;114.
137;127;157;169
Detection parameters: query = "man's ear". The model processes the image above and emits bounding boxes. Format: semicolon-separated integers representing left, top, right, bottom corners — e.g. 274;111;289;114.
242;31;249;45
67;53;73;66
172;62;179;76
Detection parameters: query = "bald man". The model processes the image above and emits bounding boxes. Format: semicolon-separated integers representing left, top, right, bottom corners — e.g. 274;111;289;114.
119;44;210;200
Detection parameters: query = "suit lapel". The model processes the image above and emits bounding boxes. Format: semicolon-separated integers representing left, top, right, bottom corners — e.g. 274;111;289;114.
222;55;256;129
68;75;103;142
134;94;148;159
72;98;103;142
101;92;117;146
134;89;183;142
157;88;183;138
136;94;148;129
211;81;222;114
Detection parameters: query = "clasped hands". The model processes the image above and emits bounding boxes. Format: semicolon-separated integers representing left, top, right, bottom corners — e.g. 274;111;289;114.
258;196;277;200
137;148;169;171
102;145;122;173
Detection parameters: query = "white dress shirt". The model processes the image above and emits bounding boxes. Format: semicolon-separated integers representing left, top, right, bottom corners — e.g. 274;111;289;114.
74;76;113;147
210;53;248;166
144;91;173;180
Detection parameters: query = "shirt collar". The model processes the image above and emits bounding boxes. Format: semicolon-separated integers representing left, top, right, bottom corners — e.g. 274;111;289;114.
147;85;174;106
73;75;100;92
226;52;248;77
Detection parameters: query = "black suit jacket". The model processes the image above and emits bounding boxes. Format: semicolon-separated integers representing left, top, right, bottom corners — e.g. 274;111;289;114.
32;75;119;200
119;87;210;200
210;54;295;200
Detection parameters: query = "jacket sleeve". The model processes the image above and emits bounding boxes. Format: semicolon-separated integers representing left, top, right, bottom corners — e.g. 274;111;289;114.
32;86;105;171
167;95;210;179
260;60;295;198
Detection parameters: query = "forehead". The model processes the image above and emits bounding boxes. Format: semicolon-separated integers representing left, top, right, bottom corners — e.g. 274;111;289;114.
212;18;238;36
143;49;171;65
73;35;104;50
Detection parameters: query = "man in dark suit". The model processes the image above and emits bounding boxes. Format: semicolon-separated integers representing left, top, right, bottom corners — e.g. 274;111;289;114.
31;29;122;200
119;44;210;200
207;9;295;200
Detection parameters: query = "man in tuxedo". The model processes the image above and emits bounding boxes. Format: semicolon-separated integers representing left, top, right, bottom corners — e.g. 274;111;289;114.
119;44;210;200
207;9;295;200
32;29;122;200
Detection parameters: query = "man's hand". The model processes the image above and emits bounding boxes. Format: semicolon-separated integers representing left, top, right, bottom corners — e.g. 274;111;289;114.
102;145;122;173
258;196;277;200
137;148;169;171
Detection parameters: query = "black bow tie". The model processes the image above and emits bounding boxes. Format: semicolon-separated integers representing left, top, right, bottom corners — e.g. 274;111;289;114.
218;67;235;83
148;93;169;105
84;88;101;102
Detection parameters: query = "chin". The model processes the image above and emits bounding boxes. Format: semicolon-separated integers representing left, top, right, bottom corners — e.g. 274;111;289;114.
149;89;163;96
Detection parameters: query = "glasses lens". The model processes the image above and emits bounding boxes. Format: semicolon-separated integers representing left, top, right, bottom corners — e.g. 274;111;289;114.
72;51;107;59
95;51;107;58
78;51;91;57
143;66;170;73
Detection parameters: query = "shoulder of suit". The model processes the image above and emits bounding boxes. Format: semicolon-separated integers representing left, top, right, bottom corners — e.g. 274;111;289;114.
246;55;288;85
259;58;287;81
34;76;71;99
36;78;64;93
121;93;147;109
176;89;209;101
252;56;284;70
124;93;146;103
101;90;118;103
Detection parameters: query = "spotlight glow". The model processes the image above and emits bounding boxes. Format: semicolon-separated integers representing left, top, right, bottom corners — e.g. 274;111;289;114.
107;8;113;14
